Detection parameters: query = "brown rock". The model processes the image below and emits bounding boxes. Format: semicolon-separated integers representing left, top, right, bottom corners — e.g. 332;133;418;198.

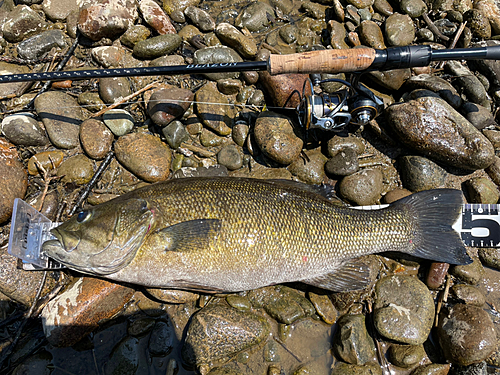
80;119;114;160
437;304;497;366
259;72;312;108
41;277;134;347
147;86;194;127
27;150;65;175
0;138;27;224
139;0;176;34
114;132;172;182
195;82;233;136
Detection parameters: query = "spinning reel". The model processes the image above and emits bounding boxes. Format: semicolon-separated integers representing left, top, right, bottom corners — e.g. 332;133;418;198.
297;75;384;132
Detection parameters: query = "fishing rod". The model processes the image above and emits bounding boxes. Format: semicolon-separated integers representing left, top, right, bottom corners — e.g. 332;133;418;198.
2;44;500;131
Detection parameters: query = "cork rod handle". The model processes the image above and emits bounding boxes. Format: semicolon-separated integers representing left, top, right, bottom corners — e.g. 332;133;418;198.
268;48;377;75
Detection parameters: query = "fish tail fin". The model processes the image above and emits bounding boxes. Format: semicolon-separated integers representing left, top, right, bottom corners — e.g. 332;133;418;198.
392;189;472;265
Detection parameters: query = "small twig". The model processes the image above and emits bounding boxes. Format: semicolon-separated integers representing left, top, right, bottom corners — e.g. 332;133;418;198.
69;151;115;215
180;142;216;158
92;81;161;118
35;156;59;211
422;13;450;42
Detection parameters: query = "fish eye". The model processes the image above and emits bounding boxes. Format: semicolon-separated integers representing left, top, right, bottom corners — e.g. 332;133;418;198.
76;210;92;223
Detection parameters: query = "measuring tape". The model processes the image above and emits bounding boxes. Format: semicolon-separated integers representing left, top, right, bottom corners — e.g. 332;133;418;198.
456;204;500;247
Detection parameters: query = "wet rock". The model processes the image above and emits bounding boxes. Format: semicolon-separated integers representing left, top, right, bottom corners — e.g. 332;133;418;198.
34;91;84;149
78;0;138;41
218;78;243;96
195;81;233;136
0;138;27;224
325;147;360;177
128;317;156;337
287;149;327;184
450;257;484;285
162;121;190;149
327;135;365;157
147;86;194;127
161;0;200;14
185;6;215;32
385;96;494;170
382;188;412;203
1;113;49;146
139;0;176;35
42;0;78;21
120;24;151;48
359;20;386;48
437;304;497;366
235;1;275;32
308;292;337;324
301;1;328;19
17;30;67;61
11;350;53;375
464;177;499;204
486;156;500;185
133;34;182;59
385;13;415;46
334;314;376;365
461;102;496;130
338;168;384;205
182;304;269;370
398;155;447;192
232;123;249;147
388;344;426;368
78;91;106;112
57;154;94;185
41;277;135;347
114;133;172;182
193;46;243;81
331;362;383;375
105;336;140;375
374;275;435;345
483;129;500;149
478;247;500;270
80;118;114;160
279;24;298;44
412;364;451;375
474;0;500;35
254;111;303;165
450;284;485;306
248;286;315;324
144;288;198;303
200;128;224;147
368;69;411;91
215;23;258;59
91;46;127;68
426;262;449;290
3;5;46;43
149;320;174;356
405;75;462;108
0;62;30;99
446;61;490;108
400;0;427;17
329;20;350;49
102;109;135;136
150;54;185;67
374;0;393;16
217;144;243;171
172;165;229;179
99;77;132;104
259;72;311;109
226;295;251;311
27;150;64;175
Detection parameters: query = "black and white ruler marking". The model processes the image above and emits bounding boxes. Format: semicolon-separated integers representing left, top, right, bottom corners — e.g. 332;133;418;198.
455;204;500;247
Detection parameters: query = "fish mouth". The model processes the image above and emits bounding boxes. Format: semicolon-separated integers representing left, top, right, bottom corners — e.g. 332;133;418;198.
49;227;81;253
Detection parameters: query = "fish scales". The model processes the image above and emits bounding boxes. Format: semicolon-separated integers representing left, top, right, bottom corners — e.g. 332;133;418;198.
42;177;471;292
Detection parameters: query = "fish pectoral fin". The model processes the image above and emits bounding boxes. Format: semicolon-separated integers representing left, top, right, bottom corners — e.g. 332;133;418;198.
157;219;222;252
302;258;375;292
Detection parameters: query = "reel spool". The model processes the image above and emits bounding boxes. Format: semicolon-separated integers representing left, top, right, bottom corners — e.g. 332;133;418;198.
297;77;384;132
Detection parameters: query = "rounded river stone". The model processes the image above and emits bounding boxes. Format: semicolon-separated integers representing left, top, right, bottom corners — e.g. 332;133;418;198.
374;275;434;345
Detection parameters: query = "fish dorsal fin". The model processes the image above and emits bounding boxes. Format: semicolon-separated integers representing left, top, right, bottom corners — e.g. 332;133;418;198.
267;179;339;201
157;219;222;252
301;258;375;292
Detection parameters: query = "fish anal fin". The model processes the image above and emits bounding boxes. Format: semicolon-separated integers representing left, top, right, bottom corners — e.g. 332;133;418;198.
157;219;221;252
302;258;376;292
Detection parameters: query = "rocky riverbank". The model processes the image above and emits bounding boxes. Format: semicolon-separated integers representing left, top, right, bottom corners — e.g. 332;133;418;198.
1;0;500;373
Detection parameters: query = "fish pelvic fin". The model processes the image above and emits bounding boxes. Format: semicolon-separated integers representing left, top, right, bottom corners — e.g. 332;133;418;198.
393;189;472;265
302;257;376;292
157;219;222;252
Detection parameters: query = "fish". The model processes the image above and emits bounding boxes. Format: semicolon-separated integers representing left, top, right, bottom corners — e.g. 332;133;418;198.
42;177;471;293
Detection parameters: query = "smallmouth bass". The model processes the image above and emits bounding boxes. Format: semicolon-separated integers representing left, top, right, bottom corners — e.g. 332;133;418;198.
42;177;471;292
